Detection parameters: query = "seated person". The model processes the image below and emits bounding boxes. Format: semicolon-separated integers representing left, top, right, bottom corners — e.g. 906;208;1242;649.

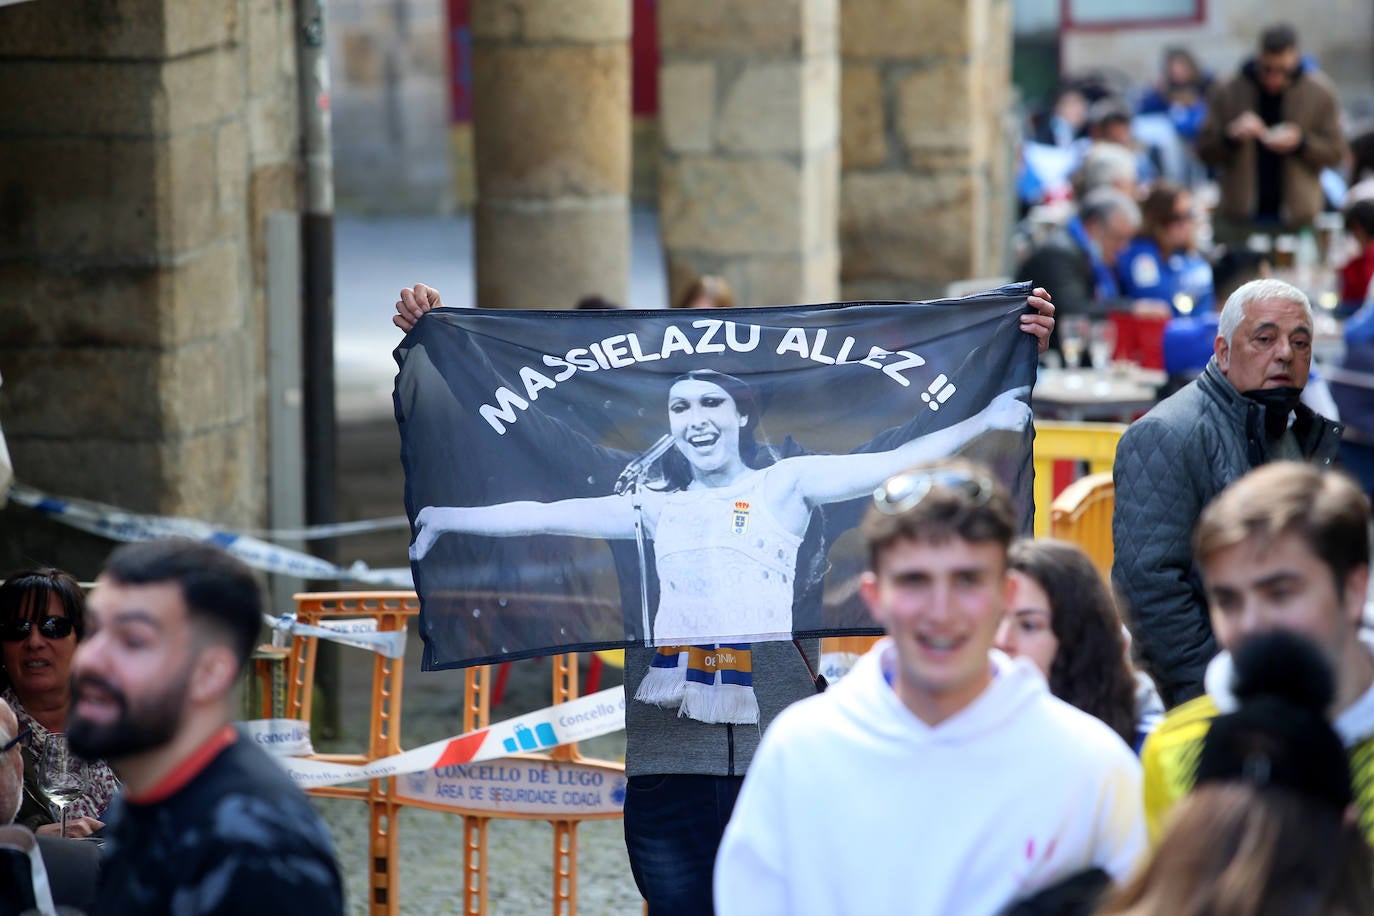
1346;129;1374;206
1136;47;1211;145
1118;181;1215;316
998;539;1162;752
1083;97;1158;184
1;568;114;838
1135;47;1212;185
1339;200;1374;310
2;697;100;914
1018;187;1141;362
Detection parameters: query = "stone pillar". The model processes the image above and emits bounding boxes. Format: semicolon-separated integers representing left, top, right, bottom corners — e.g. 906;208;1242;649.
0;0;298;574
839;0;1014;301
657;1;840;308
471;0;630;310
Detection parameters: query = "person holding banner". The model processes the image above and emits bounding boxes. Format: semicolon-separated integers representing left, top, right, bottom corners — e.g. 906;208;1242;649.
394;282;1056;916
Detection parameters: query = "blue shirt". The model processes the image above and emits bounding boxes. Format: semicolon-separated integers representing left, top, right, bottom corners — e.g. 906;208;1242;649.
1117;237;1215;315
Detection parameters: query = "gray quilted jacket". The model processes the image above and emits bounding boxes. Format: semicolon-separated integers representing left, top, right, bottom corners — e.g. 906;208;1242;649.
1111;358;1341;707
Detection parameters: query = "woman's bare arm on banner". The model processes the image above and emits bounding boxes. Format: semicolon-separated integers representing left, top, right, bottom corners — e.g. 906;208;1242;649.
409;493;661;560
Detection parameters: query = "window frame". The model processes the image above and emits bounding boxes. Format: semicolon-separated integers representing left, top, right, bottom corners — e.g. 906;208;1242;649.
1059;0;1206;32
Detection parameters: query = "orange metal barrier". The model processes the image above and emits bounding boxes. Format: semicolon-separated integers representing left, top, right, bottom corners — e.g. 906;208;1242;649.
1049;471;1116;579
266;591;625;916
1032;421;1126;536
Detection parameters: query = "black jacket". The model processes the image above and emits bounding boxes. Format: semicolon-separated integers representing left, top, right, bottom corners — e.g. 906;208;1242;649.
1111;359;1342;707
1017;227;1131;358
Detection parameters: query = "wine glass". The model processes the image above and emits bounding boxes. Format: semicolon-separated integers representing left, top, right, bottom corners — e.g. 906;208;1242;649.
1089;321;1118;376
1060;316;1089;371
40;734;84;838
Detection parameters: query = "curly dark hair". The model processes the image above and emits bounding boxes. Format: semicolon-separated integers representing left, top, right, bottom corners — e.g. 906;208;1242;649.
1008;539;1138;746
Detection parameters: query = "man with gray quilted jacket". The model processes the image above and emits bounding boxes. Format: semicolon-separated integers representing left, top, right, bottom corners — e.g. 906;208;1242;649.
1112;278;1341;707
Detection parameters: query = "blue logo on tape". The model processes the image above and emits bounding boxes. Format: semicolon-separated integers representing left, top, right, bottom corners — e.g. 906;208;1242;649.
502;722;558;753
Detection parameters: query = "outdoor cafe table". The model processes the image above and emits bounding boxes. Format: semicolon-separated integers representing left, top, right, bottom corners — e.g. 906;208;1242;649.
1032;366;1165;423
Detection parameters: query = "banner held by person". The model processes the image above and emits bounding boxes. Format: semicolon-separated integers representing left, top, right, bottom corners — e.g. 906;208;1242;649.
397;284;1038;674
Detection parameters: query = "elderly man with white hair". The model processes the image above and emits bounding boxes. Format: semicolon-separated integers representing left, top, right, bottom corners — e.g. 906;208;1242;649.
1;696;100;911
1017;186;1141;363
1112;278;1343;708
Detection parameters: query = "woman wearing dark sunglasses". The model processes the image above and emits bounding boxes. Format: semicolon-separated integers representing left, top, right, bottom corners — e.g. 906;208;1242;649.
1;567;117;837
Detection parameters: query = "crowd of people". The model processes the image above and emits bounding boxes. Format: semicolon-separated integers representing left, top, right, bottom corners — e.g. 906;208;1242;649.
5;18;1374;916
1018;22;1374;389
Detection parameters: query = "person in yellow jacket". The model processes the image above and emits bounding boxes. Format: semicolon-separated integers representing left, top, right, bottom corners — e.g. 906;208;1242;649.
1140;461;1374;843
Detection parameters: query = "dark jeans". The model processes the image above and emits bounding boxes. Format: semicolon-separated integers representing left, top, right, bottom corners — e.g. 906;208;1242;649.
623;773;744;916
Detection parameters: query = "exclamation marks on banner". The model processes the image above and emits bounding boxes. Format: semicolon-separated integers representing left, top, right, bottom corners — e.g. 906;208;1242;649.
921;374;956;411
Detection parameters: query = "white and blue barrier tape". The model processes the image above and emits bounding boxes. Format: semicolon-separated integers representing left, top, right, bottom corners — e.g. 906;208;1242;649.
265;613;408;659
9;482;414;588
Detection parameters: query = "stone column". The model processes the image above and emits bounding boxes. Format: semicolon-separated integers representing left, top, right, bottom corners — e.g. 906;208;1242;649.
470;0;630;310
839;0;1014;300
0;0;297;573
657;0;840;308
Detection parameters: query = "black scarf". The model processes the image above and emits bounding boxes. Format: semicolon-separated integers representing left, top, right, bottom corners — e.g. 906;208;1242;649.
1244;387;1303;440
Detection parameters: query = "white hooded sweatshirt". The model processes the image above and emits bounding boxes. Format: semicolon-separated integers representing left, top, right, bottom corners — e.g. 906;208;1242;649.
714;640;1146;916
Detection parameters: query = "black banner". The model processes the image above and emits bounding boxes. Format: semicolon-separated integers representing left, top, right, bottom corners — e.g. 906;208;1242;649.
395;285;1037;669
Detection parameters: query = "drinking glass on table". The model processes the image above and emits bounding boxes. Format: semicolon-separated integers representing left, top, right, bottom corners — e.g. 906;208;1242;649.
1089;320;1118;376
40;734;85;838
1061;317;1089;369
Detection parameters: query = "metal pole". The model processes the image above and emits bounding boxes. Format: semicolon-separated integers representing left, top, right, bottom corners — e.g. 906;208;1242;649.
265;211;307;617
296;0;340;737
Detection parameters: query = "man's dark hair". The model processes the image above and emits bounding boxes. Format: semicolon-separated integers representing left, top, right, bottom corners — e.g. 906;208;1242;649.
101;538;262;670
1345;200;1374;238
1260;24;1298;55
1089;96;1132;129
1211;247;1270;305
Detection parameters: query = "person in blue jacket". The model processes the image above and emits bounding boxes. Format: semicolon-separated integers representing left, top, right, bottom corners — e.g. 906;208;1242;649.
1137;48;1210;144
1118;181;1215;316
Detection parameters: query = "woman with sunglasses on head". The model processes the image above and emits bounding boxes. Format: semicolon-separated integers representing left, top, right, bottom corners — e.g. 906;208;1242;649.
1;567;117;837
1116;180;1215;318
996;540;1162;752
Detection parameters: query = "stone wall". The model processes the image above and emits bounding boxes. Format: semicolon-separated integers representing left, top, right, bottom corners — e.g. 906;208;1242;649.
0;0;299;575
656;0;840;308
839;0;1015;302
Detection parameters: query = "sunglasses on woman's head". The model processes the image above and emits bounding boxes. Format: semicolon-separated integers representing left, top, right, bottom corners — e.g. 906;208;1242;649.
872;470;994;515
0;615;74;642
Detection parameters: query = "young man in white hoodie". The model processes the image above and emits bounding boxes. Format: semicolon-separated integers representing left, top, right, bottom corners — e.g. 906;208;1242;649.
713;460;1146;916
1141;461;1374;845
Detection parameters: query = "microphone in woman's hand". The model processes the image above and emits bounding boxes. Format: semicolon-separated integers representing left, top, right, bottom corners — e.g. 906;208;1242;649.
615;434;676;494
